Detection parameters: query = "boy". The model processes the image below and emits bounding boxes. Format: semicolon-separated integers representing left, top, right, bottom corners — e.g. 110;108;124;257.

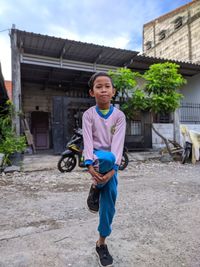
82;72;126;267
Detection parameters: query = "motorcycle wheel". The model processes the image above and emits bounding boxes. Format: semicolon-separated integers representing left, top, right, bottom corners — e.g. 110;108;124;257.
119;152;129;171
57;155;77;172
181;148;191;164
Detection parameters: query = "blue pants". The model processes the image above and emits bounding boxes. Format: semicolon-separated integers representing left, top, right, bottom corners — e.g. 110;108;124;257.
93;150;118;238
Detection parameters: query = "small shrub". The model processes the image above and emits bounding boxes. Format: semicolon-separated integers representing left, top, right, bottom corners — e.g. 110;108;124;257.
0;101;26;165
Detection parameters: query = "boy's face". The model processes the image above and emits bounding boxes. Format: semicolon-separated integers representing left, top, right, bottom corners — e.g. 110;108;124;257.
89;76;115;108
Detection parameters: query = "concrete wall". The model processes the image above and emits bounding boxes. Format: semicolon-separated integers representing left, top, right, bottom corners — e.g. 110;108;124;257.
181;73;200;103
152;123;200;149
22;83;88;120
152;123;174;149
143;0;200;63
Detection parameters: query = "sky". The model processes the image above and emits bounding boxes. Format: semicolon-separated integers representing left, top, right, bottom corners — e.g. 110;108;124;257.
0;0;192;80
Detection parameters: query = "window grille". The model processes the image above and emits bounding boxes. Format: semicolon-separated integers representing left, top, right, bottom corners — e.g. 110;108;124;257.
180;102;200;123
154;113;171;123
131;121;142;135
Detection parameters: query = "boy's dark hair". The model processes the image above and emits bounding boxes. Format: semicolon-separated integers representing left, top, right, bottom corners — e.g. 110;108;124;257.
88;72;114;90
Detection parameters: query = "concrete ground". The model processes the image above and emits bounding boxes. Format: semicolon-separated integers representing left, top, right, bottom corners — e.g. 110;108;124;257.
22;150;161;172
0;153;200;267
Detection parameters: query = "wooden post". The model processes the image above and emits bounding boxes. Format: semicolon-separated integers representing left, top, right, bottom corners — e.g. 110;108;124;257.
10;27;21;135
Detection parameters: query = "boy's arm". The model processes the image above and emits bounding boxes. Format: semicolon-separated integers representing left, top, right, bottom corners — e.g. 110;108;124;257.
111;112;126;169
82;111;94;166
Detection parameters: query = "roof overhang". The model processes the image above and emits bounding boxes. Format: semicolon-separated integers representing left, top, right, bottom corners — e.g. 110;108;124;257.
21;53;119;73
12;29;139;90
128;55;200;77
11;29;200;90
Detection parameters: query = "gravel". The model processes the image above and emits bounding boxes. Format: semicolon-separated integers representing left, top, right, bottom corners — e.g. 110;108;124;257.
0;160;200;267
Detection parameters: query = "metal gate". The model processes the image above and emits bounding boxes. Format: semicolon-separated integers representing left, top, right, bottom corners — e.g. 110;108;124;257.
52;97;95;154
53;98;152;153
125;111;152;151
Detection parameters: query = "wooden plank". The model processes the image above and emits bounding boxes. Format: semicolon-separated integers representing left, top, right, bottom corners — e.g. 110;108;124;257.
21;117;36;153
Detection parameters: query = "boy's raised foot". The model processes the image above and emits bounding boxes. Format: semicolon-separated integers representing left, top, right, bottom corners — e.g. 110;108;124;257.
87;184;100;213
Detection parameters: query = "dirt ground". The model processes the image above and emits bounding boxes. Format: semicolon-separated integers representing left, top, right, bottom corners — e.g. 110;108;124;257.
0;159;200;267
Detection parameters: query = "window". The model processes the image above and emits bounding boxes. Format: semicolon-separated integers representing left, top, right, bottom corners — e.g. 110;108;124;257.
131;121;142;135
159;30;166;41
174;16;183;29
154;113;172;123
145;41;152;50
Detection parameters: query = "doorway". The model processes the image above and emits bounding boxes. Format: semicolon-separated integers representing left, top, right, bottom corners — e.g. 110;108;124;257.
31;111;49;149
52;97;95;154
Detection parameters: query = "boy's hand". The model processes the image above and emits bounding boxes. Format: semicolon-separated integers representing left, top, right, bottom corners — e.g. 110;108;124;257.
101;169;115;183
87;165;103;183
87;166;115;184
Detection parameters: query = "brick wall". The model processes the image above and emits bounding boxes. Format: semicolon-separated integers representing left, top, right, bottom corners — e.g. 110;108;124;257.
143;0;200;63
21;83;89;127
22;83;88;113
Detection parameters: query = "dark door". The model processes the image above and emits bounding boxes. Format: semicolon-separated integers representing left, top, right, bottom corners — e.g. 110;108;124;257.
52;97;95;154
31;112;49;149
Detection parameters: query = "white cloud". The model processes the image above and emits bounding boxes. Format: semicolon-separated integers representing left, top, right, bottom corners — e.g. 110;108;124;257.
0;1;11;16
0;32;11;80
106;36;130;49
83;34;131;49
48;24;130;49
47;25;82;41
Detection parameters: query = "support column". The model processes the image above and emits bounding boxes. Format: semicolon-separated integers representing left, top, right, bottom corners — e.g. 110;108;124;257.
153;21;156;57
173;109;180;143
10;27;21;135
187;10;192;62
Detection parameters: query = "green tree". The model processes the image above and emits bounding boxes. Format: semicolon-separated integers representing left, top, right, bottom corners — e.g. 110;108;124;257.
109;62;187;155
0;100;26;165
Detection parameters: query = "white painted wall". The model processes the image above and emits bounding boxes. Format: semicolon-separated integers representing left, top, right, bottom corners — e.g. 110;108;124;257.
152;123;200;149
152;123;174;149
181;73;200;103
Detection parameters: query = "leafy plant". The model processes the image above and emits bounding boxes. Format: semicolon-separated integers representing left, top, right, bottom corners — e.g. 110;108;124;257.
122;89;150;119
0;100;26;165
109;68;140;98
109;62;187;155
143;62;186;95
110;62;186;117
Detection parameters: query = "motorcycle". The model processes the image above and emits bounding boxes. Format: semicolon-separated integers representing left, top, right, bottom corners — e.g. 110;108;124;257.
180;126;193;164
181;141;192;164
57;128;129;172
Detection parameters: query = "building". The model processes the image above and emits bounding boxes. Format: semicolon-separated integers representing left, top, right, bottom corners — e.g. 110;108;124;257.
0;63;8;108
143;0;200;63
10;28;141;153
5;81;12;100
10;28;200;153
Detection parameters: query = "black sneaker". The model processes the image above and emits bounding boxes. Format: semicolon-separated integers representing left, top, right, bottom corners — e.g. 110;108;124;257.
96;244;113;267
87;185;100;213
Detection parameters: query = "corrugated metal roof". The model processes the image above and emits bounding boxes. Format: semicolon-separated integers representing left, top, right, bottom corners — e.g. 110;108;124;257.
12;29;200;90
14;29;138;66
128;54;200;76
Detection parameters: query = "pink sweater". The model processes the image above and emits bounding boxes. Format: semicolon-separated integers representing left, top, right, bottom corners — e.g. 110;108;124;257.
82;105;126;166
